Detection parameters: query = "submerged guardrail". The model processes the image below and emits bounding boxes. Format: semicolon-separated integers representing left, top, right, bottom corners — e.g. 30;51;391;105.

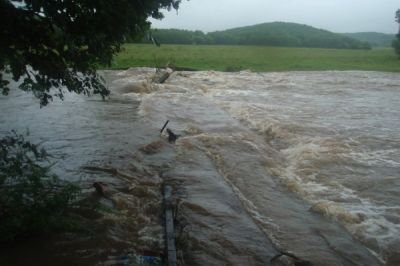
164;185;177;266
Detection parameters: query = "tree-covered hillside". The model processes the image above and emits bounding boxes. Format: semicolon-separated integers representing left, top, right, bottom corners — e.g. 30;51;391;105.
342;32;396;47
143;22;371;49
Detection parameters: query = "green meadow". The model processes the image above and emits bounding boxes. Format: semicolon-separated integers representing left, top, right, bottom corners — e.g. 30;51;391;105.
109;44;400;72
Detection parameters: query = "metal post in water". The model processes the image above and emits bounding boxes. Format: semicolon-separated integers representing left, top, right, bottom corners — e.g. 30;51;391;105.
160;120;170;134
164;185;177;266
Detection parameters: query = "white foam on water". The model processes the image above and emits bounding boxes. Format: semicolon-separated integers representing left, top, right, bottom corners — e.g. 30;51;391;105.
349;149;400;167
106;69;400;263
193;70;400;263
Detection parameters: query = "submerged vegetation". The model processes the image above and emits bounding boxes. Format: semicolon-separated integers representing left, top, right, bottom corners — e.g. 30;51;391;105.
0;132;80;243
110;44;400;72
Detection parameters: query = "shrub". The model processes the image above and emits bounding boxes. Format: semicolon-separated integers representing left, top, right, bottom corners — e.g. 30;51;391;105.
0;132;80;242
393;38;400;57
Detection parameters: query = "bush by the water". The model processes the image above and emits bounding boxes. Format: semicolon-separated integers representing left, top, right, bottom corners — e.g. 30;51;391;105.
0;132;80;242
393;38;400;57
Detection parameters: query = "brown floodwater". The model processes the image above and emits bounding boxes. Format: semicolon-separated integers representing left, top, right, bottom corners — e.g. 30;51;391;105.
0;68;399;265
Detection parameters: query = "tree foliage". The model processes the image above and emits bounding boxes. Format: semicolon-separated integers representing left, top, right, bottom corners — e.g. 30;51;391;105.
0;132;80;242
0;0;181;106
141;22;371;50
394;9;400;57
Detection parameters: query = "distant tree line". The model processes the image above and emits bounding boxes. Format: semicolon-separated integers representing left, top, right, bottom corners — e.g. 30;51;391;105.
134;22;372;50
343;32;396;47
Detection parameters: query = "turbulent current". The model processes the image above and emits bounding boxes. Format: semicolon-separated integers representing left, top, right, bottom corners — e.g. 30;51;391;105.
0;68;399;265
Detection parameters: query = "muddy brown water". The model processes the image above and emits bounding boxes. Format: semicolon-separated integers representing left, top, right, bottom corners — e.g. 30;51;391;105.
0;68;399;265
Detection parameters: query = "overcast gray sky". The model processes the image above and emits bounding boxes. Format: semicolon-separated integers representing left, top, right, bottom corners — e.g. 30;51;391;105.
149;0;399;34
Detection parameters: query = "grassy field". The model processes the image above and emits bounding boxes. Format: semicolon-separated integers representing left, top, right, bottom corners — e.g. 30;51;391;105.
109;44;400;72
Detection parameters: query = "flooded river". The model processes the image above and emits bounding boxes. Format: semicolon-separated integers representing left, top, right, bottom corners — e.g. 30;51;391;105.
0;68;399;265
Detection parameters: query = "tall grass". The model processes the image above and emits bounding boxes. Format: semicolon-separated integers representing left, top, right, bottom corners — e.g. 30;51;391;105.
108;44;400;72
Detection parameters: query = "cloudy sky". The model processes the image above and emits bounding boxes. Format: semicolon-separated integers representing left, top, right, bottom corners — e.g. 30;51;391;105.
150;0;399;34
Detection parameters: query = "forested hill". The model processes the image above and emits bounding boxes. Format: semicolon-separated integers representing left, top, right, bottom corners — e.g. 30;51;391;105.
342;32;396;47
143;22;372;49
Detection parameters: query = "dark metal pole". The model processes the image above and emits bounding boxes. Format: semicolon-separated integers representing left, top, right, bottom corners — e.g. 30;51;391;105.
160;120;170;134
164;185;177;266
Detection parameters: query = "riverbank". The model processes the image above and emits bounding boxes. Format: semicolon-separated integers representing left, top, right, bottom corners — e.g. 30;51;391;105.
108;44;400;72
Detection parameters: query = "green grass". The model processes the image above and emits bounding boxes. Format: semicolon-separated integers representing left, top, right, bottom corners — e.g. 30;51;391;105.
108;44;400;72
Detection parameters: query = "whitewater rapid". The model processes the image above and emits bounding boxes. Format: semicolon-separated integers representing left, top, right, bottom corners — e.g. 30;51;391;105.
127;68;399;265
